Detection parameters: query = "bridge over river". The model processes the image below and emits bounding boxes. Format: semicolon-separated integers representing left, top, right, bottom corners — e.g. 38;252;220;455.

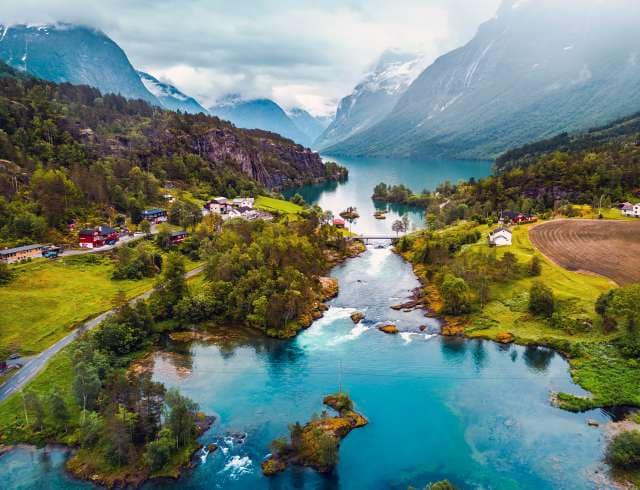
349;235;402;242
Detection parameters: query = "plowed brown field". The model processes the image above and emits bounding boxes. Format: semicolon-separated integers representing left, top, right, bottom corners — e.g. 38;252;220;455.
529;219;640;285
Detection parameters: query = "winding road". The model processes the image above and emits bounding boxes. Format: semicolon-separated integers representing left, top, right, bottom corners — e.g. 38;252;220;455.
0;265;205;402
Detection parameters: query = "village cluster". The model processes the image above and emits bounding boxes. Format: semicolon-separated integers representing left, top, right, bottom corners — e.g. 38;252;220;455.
1;200;638;264
0;195;271;264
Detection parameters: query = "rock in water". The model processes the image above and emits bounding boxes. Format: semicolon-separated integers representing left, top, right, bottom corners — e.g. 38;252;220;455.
378;324;399;335
350;312;365;324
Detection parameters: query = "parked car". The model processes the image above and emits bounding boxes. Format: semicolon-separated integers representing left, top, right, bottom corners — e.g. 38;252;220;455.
42;245;63;259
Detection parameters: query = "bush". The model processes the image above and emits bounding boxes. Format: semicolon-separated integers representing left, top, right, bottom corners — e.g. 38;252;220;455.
528;256;542;276
112;242;162;280
528;281;554;317
144;428;174;471
0;261;13;285
606;430;640;470
441;274;471;315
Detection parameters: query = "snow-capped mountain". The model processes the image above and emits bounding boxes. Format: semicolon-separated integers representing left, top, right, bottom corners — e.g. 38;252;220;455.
137;71;207;114
287;107;331;145
325;0;640;159
209;95;310;145
0;23;158;105
314;49;426;151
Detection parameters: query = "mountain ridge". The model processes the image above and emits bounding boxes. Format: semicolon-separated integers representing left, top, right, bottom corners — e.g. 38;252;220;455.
0;23;159;105
323;0;640;160
137;70;207;114
315;49;425;151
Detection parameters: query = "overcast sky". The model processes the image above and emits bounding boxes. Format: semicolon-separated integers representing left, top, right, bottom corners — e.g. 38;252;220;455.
3;0;501;116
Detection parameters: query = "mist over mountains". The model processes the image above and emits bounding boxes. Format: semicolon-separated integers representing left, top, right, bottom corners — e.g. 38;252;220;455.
3;0;640;160
323;0;640;159
315;49;426;151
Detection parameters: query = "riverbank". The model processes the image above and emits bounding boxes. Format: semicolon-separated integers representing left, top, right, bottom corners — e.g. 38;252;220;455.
398;221;640;410
65;413;215;488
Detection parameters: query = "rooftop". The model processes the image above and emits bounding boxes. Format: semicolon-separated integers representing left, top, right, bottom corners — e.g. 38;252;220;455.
0;244;45;256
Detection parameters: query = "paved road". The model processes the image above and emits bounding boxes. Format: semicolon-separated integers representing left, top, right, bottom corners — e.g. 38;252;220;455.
61;226;158;257
0;265;205;402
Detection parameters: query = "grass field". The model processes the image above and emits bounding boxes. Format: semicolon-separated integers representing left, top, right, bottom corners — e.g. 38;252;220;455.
0;253;203;356
464;223;615;344
0;256;156;355
255;195;304;215
452;222;640;411
0;347;78;445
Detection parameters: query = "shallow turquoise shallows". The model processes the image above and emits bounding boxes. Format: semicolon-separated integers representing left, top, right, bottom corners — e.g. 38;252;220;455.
0;246;615;489
284;155;493;234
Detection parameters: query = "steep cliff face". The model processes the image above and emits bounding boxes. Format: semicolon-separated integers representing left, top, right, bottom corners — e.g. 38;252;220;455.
315;49;425;151
198;128;328;188
326;0;640;159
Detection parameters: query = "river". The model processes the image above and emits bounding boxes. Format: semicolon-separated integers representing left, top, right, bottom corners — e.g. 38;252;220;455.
0;157;617;489
284;155;493;234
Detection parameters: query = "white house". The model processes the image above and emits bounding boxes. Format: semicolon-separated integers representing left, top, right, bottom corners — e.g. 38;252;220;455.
621;202;640;217
205;197;230;215
232;197;255;209
488;227;513;247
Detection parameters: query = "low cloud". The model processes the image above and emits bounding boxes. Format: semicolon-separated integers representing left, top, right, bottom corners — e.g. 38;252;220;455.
2;0;500;116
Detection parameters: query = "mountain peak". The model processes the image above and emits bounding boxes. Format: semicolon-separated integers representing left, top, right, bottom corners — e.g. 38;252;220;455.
137;71;207;114
314;48;424;151
0;23;159;105
323;0;640;159
209;96;310;145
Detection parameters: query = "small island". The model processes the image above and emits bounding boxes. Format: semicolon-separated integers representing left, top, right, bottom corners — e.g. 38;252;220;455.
339;206;360;220
261;393;367;476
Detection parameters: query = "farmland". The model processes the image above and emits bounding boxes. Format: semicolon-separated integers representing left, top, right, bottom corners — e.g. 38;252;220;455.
255;195;304;215
529;219;640;286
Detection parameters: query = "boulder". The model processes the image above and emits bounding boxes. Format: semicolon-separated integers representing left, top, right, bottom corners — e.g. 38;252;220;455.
419;325;427;332
319;277;339;300
495;331;515;344
207;443;218;452
350;312;365;324
378;324;399;335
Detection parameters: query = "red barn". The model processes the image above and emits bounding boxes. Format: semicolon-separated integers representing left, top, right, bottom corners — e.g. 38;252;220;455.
79;225;119;249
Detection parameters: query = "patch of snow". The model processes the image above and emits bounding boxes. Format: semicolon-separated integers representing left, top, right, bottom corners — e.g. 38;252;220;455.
0;25;9;42
563;45;574;51
572;65;592;85
465;41;494;87
440;93;463;112
139;75;167;98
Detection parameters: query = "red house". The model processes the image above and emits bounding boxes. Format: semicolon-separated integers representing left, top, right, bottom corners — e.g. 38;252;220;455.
501;211;537;224
333;218;346;228
79;225;119;249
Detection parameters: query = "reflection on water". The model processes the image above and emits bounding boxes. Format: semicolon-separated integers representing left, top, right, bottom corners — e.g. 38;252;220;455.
524;345;556;372
284;155;492;234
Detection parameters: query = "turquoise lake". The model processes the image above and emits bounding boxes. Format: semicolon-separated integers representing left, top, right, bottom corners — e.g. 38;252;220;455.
284;155;493;234
1;247;616;489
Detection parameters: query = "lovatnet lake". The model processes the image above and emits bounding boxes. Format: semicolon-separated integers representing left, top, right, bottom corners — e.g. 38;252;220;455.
1;246;616;489
284;155;493;234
